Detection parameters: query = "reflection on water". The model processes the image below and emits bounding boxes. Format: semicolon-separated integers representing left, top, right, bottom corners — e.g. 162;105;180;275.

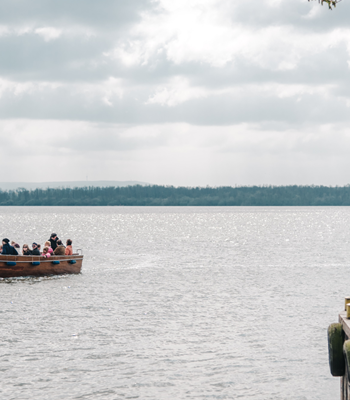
0;206;349;399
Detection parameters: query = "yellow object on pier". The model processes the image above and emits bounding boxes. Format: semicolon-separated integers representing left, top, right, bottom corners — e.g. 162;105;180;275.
344;297;350;311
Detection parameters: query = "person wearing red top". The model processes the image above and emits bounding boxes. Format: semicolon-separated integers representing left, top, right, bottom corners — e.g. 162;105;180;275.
65;239;73;255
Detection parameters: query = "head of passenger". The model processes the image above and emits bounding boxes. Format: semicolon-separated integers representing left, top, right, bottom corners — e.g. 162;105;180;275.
2;238;9;246
51;233;57;240
42;247;49;255
22;244;29;254
45;241;51;248
57;240;63;246
37;244;41;250
32;243;38;250
66;239;72;246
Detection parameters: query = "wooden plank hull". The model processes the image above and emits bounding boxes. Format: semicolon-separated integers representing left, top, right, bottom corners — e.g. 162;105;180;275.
0;254;83;278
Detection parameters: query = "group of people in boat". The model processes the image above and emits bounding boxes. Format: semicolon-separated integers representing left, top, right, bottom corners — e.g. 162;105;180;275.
0;233;73;258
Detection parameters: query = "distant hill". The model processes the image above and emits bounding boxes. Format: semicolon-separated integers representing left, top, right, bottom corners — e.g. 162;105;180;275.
0;181;149;191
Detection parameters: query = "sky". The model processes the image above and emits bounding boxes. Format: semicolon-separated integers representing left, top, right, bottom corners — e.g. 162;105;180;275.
1;0;350;186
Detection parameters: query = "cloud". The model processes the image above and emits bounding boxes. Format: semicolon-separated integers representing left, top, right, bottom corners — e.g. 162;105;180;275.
1;0;350;184
34;27;62;41
0;0;152;30
0;74;348;127
1;119;350;186
146;76;207;106
110;0;350;70
0;0;349;127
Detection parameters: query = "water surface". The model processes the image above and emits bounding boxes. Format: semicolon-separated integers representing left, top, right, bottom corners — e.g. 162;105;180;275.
0;206;348;399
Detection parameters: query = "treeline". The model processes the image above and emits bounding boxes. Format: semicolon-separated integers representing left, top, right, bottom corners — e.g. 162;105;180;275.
1;185;350;206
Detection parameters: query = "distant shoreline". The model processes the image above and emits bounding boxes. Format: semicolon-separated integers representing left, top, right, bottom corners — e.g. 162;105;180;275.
1;185;350;206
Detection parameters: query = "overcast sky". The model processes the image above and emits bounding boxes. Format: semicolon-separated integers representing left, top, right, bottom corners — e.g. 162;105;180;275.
1;0;350;186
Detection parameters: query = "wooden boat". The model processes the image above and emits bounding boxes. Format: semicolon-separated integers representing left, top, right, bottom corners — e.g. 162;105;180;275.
0;253;83;278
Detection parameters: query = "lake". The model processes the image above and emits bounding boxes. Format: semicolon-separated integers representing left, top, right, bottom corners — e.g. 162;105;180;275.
0;206;348;399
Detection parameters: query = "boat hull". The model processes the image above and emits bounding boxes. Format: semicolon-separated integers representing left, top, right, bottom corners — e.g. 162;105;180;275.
0;254;83;278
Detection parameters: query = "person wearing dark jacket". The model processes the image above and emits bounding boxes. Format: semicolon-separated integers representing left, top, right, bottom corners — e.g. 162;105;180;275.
31;242;41;256
1;238;18;255
22;244;31;255
49;233;59;251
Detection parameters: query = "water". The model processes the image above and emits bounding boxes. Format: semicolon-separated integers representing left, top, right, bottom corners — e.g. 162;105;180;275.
0;206;348;399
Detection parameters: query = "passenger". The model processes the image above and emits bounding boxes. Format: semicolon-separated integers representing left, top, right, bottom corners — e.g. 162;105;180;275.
54;240;66;256
49;233;59;251
42;246;51;258
44;241;54;255
65;239;73;255
1;238;18;255
31;242;41;256
37;244;41;253
11;241;20;251
22;244;31;255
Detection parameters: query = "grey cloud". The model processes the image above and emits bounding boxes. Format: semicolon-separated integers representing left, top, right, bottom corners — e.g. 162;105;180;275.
0;0;153;29
171;50;350;91
0;0;349;128
1;33;349;90
0;82;348;126
0;34;113;81
0;1;154;82
2;0;350;186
